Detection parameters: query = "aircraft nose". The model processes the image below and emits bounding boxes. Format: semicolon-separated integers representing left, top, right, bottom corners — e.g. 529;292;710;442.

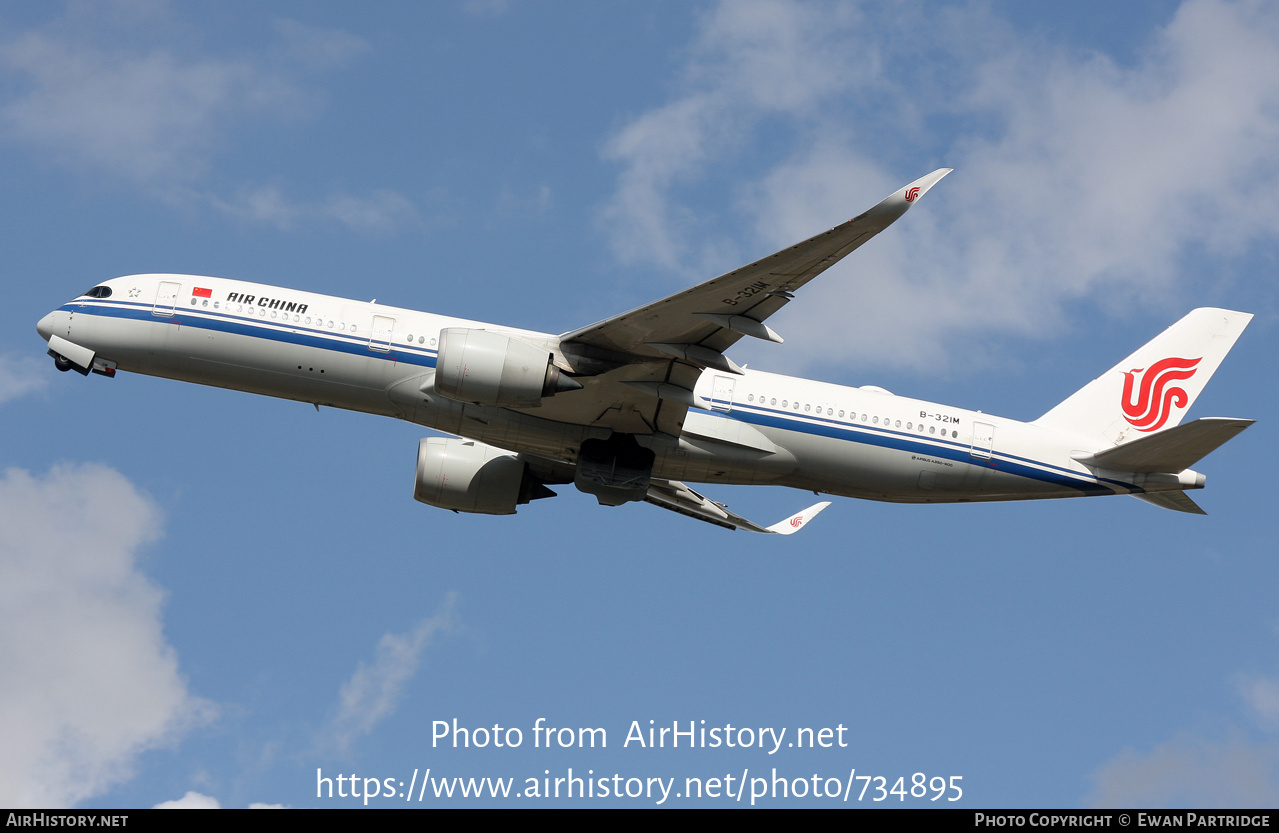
36;311;56;341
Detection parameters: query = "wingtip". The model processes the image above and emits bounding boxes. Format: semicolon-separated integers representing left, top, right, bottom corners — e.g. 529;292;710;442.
766;500;832;535
898;168;952;203
860;169;951;221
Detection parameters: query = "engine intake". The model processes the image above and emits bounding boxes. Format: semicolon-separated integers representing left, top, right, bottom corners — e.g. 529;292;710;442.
413;437;554;515
434;328;579;407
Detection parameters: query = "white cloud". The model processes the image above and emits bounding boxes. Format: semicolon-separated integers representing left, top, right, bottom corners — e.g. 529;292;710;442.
152;791;285;809
600;0;1279;372
321;189;421;235
0;354;48;405
1090;633;1279;808
0;4;415;234
0;30;305;186
601;0;870;277
272;19;368;73
0;464;213;808
321;594;457;755
153;790;221;809
1088;733;1279;808
1238;674;1279;730
210;185;420;234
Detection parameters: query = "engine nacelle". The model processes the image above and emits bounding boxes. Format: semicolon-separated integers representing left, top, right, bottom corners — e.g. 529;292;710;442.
413;437;553;515
434;328;578;407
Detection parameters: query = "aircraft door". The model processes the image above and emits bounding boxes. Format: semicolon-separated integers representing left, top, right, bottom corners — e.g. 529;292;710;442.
970;421;995;459
710;375;735;412
152;281;181;317
368;315;395;352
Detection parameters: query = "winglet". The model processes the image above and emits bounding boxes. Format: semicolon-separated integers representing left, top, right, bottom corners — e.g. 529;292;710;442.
852;168;952;226
899;168;953;203
766;501;832;535
644;480;832;534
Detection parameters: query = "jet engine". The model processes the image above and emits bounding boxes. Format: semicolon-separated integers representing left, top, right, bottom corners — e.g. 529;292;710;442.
413;437;554;515
434;328;580;407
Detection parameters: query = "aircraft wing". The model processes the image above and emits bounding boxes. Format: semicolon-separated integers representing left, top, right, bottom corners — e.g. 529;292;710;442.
535;168;950;437
561;168;952;362
645;478;831;534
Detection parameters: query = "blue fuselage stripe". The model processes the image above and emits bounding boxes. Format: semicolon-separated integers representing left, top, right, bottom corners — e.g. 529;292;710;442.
724;405;1116;495
65;300;439;369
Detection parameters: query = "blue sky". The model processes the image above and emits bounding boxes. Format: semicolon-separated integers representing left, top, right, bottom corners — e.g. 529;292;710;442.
2;0;1278;808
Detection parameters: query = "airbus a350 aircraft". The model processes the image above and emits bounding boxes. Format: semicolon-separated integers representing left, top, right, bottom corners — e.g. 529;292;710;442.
37;169;1254;533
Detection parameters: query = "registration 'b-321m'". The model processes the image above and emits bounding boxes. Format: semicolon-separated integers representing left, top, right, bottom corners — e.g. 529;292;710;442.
37;169;1254;533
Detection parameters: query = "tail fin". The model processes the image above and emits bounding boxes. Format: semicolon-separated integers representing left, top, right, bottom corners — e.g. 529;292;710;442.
1034;308;1252;445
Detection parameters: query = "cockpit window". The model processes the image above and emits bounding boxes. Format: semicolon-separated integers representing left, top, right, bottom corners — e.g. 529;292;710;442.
81;286;112;298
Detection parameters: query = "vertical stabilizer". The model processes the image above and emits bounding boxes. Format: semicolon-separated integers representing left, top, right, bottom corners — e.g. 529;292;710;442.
1034;308;1252;446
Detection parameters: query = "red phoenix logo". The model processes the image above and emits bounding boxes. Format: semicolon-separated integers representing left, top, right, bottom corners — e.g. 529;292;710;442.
904;186;920;202
790;516;804;528
1120;356;1202;432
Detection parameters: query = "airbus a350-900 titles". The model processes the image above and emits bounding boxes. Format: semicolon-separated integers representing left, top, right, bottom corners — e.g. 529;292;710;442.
37;169;1254;533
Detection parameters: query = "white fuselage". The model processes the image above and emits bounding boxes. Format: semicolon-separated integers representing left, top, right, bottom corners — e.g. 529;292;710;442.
37;273;1160;507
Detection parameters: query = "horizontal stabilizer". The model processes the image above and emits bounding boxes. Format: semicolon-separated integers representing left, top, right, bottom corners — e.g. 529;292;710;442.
1076;417;1253;473
645;479;830;534
1131;490;1207;515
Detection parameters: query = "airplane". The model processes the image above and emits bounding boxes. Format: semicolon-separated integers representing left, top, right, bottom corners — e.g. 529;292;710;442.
36;169;1254;534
